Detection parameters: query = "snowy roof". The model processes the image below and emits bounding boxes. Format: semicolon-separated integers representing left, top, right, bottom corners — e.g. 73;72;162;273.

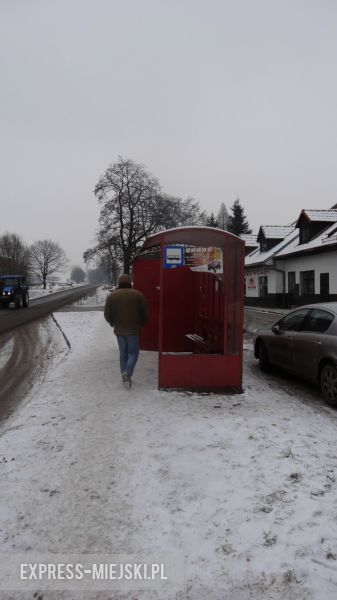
245;228;298;266
296;209;337;226
276;221;337;257
245;208;337;267
239;234;258;246
258;225;294;239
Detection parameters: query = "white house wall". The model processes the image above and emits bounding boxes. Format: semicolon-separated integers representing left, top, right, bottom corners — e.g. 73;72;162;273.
245;268;282;297
275;251;337;294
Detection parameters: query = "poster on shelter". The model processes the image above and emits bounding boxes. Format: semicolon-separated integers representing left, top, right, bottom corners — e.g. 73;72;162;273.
185;246;223;273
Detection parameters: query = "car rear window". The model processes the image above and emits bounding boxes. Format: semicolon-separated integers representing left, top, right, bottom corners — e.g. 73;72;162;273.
301;309;335;333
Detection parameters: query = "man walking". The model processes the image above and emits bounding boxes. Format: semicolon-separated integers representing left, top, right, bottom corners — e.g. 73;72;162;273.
104;274;149;389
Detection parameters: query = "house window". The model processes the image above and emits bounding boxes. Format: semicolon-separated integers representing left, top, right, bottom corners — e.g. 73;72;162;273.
288;271;296;293
320;273;329;298
258;276;268;297
300;224;311;244
300;270;315;295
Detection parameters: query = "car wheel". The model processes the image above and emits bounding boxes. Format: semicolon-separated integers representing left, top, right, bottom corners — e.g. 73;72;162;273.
258;341;271;372
320;363;337;407
23;293;29;307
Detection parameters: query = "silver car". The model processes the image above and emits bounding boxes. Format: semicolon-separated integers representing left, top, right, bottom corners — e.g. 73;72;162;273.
254;302;337;406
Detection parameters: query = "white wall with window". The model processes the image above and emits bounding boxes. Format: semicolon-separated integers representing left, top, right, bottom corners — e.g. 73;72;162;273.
245;268;282;297
275;251;337;295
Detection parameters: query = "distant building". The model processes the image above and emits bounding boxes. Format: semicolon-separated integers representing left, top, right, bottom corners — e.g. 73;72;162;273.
256;225;294;252
244;209;337;307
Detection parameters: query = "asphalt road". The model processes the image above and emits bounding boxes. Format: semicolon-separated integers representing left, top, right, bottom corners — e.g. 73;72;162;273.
0;320;56;418
243;306;288;346
0;285;97;335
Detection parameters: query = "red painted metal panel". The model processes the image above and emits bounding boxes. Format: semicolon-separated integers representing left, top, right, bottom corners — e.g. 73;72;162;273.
133;258;160;350
161;266;196;352
158;354;242;391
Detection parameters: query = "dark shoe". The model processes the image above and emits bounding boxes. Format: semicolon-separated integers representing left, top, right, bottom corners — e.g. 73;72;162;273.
122;372;131;389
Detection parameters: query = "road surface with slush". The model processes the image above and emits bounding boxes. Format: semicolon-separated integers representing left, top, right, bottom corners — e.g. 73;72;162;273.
0;285;96;335
0;285;98;418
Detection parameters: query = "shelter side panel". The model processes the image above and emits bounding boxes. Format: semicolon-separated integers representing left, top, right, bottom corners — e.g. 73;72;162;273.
158;354;242;390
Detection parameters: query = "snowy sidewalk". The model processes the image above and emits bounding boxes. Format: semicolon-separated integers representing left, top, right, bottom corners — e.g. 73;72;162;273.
1;311;337;599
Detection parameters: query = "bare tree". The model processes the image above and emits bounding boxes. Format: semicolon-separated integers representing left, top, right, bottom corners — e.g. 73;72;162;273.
84;244;120;286
92;157;205;274
217;203;229;230
94;157;161;273
84;232;120;285
159;194;206;229
30;240;68;289
87;267;105;285
98;252;120;286
0;232;30;276
71;266;86;283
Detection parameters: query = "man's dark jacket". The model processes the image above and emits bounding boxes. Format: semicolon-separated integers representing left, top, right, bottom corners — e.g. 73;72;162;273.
104;287;148;336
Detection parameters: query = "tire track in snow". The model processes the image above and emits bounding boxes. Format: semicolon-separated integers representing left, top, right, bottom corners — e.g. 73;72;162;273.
0;318;67;422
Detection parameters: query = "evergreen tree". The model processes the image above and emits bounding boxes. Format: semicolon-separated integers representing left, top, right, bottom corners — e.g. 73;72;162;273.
205;212;219;227
227;198;252;235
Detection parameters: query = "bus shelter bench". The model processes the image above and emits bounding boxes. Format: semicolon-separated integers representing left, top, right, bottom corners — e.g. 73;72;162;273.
186;333;218;354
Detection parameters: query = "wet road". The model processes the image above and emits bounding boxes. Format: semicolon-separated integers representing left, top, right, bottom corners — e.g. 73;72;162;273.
0;286;99;417
244;306;285;334
0;319;62;419
0;285;96;335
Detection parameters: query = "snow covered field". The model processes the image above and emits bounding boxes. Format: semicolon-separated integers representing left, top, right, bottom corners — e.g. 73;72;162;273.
28;285;74;300
32;285;109;308
70;286;109;307
1;310;337;599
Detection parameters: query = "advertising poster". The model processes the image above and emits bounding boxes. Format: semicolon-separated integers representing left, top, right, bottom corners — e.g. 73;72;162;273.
185;246;223;273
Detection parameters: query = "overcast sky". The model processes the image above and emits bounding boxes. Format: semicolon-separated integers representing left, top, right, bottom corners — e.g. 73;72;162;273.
1;0;337;268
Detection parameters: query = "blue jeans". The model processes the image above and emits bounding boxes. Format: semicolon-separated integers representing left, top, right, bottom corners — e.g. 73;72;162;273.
116;335;140;377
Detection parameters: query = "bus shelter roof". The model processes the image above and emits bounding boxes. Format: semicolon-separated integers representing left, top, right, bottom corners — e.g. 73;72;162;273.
140;226;243;251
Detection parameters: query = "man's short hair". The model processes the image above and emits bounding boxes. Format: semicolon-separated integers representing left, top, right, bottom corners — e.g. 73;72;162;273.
118;274;132;287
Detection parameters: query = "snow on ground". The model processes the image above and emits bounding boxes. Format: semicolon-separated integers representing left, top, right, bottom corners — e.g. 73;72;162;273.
72;286;109;307
0;337;14;370
1;311;337;599
29;285;109;307
28;285;73;300
29;284;104;306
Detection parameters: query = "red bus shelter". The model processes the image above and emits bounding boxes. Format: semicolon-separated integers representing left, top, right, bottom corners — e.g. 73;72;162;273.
133;227;245;392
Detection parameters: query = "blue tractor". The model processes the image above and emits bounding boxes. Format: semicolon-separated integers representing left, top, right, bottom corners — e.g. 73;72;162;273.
0;275;29;309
